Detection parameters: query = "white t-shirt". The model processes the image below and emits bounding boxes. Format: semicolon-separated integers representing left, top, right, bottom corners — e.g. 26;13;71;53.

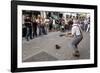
72;24;81;36
53;19;55;25
84;19;88;25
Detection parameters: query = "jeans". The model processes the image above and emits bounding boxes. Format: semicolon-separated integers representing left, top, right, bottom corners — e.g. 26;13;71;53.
26;27;32;41
38;26;42;36
72;35;83;50
42;26;47;35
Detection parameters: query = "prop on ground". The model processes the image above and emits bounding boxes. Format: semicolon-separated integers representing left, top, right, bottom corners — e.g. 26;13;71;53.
55;44;61;49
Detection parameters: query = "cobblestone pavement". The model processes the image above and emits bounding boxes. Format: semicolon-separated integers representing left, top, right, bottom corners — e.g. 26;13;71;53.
22;31;90;62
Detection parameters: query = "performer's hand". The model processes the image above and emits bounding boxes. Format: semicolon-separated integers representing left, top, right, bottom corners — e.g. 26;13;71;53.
65;32;73;37
67;32;72;35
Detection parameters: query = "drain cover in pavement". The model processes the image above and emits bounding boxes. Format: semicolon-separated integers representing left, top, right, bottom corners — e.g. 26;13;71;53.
23;51;58;62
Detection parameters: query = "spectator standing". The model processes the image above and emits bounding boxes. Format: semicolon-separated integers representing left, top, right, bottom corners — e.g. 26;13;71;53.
32;18;38;38
24;16;32;41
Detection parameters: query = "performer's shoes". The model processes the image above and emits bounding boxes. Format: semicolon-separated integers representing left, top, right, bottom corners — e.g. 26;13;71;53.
73;50;80;57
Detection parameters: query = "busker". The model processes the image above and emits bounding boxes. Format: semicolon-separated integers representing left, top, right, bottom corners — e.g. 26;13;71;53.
65;19;83;57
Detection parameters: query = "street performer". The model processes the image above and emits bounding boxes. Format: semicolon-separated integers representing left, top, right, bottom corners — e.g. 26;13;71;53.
65;19;83;57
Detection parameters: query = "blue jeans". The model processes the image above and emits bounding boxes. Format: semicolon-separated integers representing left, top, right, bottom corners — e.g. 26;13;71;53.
38;26;42;36
72;35;83;49
26;27;32;41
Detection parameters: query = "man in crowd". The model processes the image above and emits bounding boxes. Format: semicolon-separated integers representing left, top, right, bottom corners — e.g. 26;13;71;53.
24;16;32;41
32;17;38;38
49;17;53;32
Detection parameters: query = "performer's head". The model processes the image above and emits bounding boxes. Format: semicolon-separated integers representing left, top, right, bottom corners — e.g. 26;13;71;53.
73;19;79;24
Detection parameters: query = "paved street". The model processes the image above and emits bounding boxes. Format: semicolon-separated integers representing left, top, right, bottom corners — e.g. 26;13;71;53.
22;31;90;62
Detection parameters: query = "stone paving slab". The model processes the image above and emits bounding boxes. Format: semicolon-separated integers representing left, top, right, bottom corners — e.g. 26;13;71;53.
22;31;90;62
23;51;58;62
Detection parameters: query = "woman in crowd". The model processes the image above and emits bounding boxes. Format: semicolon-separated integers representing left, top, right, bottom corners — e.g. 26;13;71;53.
41;18;47;35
